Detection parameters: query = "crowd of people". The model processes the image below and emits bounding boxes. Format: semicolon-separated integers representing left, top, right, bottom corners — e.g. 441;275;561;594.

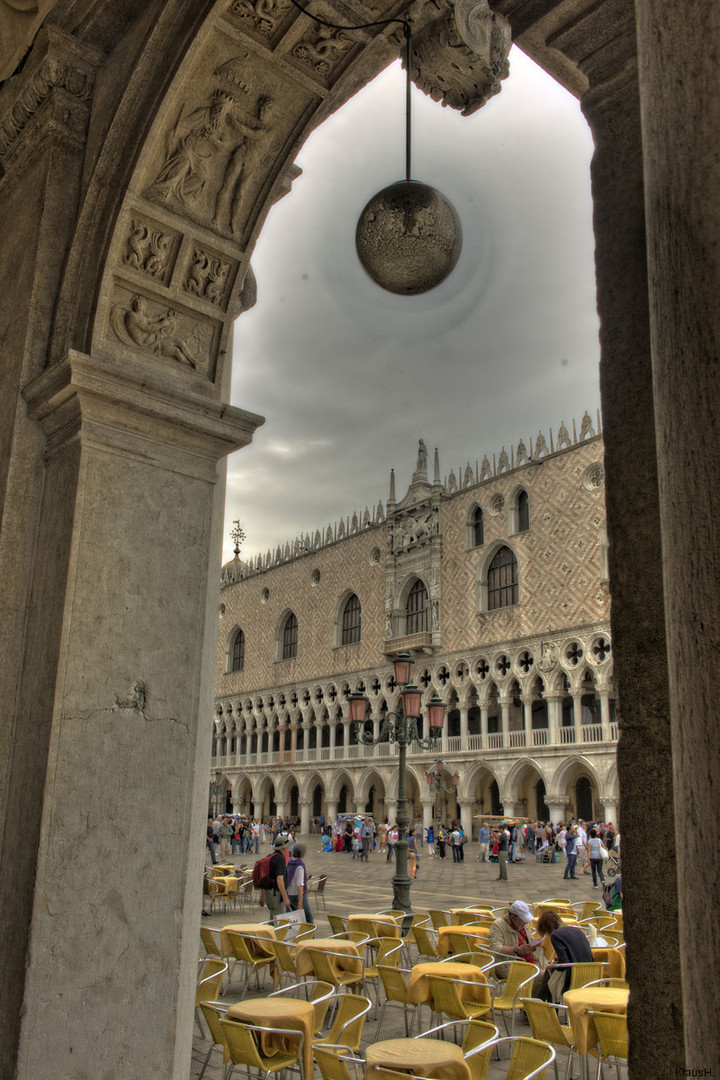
476;819;620;884
205;814;302;864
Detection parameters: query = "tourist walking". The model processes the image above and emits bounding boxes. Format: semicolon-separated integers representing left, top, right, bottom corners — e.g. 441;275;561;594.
587;828;606;888
477;823;489;862
563;825;578;879
496;826;509;880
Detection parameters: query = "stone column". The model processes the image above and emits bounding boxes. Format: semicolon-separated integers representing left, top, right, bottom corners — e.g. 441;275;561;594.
479;705;489;748
329;721;337;756
634;6;720;1060
385;799;397;824
255;721;263;764
458;798;473;843
290;722;298;756
545;693;561;746
571;692;583;745
326;801;337;825
501;801;515;819
12;351;262;1080
499;697;510;747
421;800;434;835
545;799;567;828
299;800;311;837
599;797;618;825
597;687;612;741
275;802;286;821
521;695;533;746
553;11;686;1064
459;705;469;748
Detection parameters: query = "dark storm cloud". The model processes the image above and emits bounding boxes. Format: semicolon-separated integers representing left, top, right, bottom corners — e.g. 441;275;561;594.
224;49;600;562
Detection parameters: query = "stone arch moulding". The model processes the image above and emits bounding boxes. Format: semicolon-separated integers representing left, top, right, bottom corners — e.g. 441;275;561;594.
1;0;700;1077
502;755;548;800
549;754;602;796
300;770;326;804
457;759;501;802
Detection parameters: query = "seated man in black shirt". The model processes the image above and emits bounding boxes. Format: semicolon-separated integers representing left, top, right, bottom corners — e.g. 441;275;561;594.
535;910;594;1001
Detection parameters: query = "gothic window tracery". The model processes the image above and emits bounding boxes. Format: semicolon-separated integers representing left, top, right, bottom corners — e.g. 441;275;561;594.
341;593;361;645
231;628;245;672
406;578;429;634
487;546;518;610
282;612;298;659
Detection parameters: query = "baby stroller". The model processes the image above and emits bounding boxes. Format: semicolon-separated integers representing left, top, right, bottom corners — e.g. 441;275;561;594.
605;850;621;877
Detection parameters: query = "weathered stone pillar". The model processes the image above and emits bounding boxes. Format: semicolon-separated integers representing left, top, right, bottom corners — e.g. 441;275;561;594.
459;705;469;747
299;800;311;836
458;798;473;843
13;351;262;1080
552;6;686;1064
634;2;720;1064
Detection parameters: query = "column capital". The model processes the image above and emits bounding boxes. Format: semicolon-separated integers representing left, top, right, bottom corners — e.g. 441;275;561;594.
24;351;264;479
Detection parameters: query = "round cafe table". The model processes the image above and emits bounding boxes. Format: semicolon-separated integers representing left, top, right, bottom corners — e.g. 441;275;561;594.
564;986;629;1055
365;1037;471;1080
437;925;489;957
348;913;401;938
227;996;314;1080
220;922;276;957
450;907;494;926
408;962;490;1007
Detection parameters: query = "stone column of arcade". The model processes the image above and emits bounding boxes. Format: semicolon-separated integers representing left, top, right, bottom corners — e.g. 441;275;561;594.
13;351;263;1080
634;1;720;1065
568;15;686;1068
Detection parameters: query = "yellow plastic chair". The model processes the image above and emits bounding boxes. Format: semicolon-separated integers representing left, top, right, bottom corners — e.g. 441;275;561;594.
586;1010;628;1079
376;965;419;1037
327;913;349;935
313;1044;365;1080
427;974;493;1029
520;998;575;1080
446;929;489;957
313;992;372;1052
195;958;228;1035
308;947;365;993
307;874;329;911
270;979;335;1035
416;1019;499;1080
205;878;229;914
428;908;451;930
225;930;276;996
484;961;538;1036
363;937;404;1014
574;901;604;921
268;938;300;987
220;1017;303;1080
412;923;440;961
566;962;605;992
200;926;235;989
473;1036;555;1080
197;1002;230;1080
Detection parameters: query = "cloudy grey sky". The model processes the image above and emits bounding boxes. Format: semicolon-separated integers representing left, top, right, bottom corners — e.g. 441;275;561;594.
223;47;600;564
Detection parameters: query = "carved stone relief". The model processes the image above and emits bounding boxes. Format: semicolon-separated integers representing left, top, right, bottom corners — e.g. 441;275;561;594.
123;218;179;284
488;492;504;516
288;22;355;82
146;44;315;243
184;246;236;307
224;0;295;47
391;506;437;552
408;0;511;116
582;462;605;491
108;288;217;378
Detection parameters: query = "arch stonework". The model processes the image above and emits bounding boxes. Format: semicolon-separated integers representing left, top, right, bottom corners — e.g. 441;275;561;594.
0;1;716;1078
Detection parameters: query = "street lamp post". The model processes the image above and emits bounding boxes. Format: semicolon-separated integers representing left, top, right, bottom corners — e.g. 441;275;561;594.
348;652;446;913
426;759;460;847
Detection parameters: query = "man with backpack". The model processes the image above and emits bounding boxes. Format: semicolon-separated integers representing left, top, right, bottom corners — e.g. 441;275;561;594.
254;834;291;917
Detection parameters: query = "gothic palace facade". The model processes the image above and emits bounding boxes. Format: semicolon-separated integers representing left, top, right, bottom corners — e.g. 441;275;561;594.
213;414;617;839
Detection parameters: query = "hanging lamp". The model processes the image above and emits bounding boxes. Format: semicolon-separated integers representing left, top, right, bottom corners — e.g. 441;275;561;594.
289;1;462;295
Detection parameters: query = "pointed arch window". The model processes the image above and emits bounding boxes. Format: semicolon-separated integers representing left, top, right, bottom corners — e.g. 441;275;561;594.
282;612;298;659
406;578;429;634
487;546;518;610
341;593;362;645
231;628;245;672
517;489;530;532
472;506;484;547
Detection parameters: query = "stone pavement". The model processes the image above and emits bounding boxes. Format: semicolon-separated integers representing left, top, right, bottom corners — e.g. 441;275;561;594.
192;837;607;1079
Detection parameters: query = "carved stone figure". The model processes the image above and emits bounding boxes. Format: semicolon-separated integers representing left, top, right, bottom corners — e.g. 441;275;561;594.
110;294;203;369
185;248;231;304
153;90;237;206
213;94;273;235
537;642;559;673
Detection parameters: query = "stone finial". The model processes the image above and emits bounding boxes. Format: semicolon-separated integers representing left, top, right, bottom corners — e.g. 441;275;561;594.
434;446;441;484
389;468;396;502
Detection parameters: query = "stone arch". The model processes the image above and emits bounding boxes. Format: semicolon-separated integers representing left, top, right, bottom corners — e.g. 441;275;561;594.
354;767;388;818
467;501;484;548
326;768;355;806
503;756;549;818
396;571;432;636
508;483;530;534
0;1;702;1075
549;755;603;820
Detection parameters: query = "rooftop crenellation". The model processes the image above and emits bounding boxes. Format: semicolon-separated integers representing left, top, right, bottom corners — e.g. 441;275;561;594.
222;409;602;584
